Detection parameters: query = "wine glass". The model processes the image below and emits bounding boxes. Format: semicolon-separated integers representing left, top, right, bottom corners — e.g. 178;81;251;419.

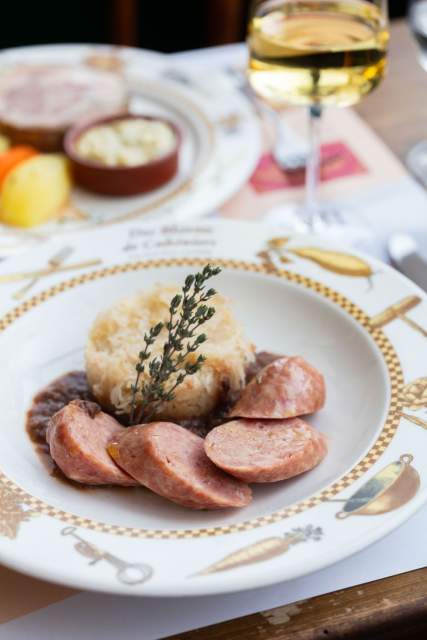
407;0;427;187
247;0;389;236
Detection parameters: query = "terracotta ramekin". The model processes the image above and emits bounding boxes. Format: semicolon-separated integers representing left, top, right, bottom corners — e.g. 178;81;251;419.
64;113;180;196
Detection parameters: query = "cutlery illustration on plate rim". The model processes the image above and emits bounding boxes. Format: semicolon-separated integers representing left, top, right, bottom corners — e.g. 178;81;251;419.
12;246;74;300
261;237;427;340
371;296;427;339
0;246;103;300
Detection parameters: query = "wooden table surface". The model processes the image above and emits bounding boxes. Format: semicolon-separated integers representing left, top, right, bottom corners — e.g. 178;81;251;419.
165;19;427;640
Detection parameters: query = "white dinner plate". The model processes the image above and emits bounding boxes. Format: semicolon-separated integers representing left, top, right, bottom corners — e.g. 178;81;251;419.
0;219;426;596
0;44;260;255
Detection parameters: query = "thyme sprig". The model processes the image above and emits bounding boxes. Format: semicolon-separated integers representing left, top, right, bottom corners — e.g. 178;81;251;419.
129;264;222;425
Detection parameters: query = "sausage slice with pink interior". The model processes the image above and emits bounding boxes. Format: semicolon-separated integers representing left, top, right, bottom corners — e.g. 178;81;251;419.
108;422;252;510
230;356;325;419
46;400;138;486
204;418;327;483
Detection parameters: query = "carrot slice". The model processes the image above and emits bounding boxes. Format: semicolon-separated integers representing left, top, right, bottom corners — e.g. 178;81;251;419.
0;146;38;186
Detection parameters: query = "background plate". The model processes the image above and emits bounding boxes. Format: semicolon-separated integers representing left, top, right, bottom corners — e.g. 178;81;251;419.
0;44;261;253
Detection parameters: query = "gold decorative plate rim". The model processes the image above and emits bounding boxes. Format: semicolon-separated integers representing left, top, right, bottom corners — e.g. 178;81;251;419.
0;258;404;539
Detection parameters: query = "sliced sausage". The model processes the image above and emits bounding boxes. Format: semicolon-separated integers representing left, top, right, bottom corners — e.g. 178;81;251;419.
230;356;325;420
204;418;327;483
46;400;138;486
108;422;252;510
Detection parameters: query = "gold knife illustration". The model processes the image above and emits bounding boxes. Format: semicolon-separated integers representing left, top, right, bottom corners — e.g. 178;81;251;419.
1;259;103;284
13;246;74;300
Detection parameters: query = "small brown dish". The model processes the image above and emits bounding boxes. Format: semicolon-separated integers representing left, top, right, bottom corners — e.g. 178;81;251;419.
64;113;180;197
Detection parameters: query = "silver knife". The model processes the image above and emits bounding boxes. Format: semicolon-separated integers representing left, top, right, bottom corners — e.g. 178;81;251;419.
388;234;427;292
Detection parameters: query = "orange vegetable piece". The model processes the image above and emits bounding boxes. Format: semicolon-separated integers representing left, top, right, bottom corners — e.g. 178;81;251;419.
0;146;38;186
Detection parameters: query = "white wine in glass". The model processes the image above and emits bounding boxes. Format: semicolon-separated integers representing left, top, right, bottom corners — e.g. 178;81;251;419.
247;0;389;234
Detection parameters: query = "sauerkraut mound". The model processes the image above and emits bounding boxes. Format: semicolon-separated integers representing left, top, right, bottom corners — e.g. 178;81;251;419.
86;284;255;420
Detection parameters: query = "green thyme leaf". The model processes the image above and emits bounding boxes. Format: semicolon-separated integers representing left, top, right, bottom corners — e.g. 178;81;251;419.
129;264;221;425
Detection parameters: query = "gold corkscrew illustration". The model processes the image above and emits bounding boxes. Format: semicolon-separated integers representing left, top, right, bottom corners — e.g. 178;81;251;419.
61;526;153;586
193;525;323;576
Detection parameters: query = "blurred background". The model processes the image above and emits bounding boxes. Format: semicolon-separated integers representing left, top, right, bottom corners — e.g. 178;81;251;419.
0;0;410;52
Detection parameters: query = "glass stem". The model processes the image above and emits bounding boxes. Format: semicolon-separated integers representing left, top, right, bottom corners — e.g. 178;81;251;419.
304;104;323;231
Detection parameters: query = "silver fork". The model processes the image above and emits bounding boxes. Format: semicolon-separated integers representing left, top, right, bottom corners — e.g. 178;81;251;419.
225;66;309;171
13;246;74;300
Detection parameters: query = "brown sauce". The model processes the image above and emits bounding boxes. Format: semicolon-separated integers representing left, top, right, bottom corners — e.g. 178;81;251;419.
245;350;281;383
26;371;94;484
25;351;281;485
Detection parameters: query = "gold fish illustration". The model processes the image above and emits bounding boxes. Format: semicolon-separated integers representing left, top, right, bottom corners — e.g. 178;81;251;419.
335;454;420;519
194;525;322;576
288;247;373;278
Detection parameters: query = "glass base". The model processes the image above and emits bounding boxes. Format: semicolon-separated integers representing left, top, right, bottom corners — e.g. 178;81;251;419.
264;202;373;247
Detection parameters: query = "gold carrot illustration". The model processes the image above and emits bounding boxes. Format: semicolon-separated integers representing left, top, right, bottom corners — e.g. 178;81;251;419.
371;296;427;338
193;525;322;576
